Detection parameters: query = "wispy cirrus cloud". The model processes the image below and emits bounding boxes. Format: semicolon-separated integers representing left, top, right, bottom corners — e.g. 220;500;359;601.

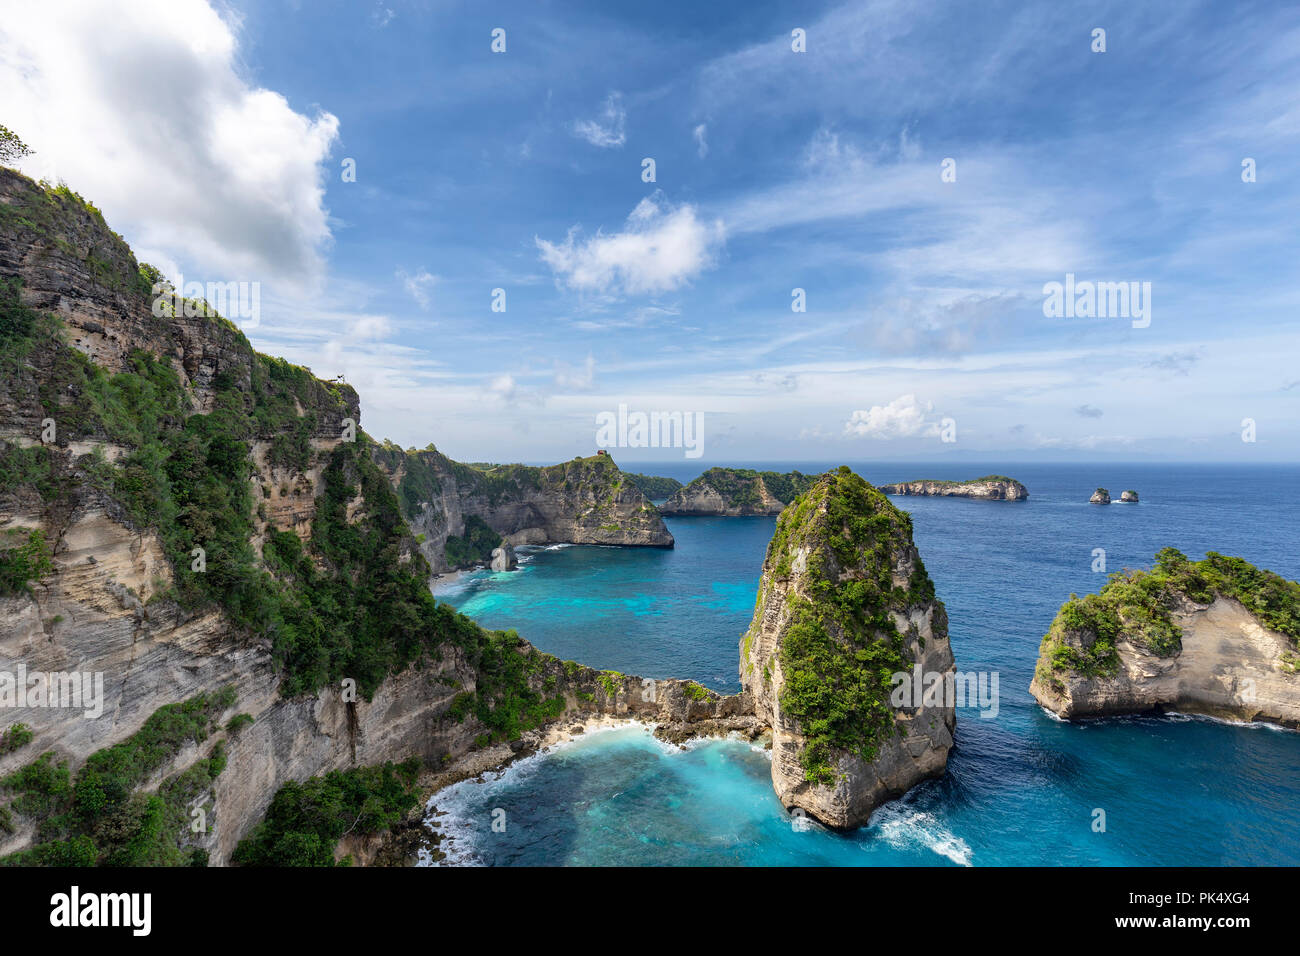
572;92;627;148
397;269;438;310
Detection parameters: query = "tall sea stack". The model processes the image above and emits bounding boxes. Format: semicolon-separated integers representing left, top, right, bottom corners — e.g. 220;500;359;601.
740;467;955;829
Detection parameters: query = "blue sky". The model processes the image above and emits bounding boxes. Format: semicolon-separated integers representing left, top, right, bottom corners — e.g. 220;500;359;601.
3;0;1297;463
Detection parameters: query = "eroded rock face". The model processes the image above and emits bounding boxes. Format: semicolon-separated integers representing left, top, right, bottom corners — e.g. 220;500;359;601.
1119;490;1139;503
373;447;673;573
1090;488;1111;504
878;477;1028;500
1031;596;1300;728
739;468;955;830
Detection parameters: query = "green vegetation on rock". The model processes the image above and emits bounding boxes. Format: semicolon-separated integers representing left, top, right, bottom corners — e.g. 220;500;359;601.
0;723;33;755
0;274;498;701
680;467;817;509
1038;548;1300;687
231;759;421;867
626;473;683;498
0;527;51;596
763;467;940;785
0;689;235;867
448;631;567;745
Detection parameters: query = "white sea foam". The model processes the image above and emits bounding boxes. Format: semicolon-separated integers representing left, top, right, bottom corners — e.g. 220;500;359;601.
868;803;973;867
1165;710;1293;733
421;722;656;866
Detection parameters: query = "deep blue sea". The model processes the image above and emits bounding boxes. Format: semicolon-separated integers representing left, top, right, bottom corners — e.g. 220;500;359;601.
427;462;1300;866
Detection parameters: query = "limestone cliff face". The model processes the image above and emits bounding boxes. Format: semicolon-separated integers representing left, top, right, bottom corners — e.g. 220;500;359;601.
740;468;955;830
373;446;673;573
0;170;428;864
0;169;358;441
1030;551;1300;727
878;476;1028;501
660;468;813;516
0;168;678;866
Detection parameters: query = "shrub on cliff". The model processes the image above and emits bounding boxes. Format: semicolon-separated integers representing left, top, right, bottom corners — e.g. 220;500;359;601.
0;125;32;167
231;759;422;867
0;690;234;867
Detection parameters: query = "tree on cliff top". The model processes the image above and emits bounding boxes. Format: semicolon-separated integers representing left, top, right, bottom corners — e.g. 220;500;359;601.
0;125;33;167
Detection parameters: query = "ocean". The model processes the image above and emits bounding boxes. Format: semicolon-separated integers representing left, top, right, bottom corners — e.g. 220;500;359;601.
426;462;1300;866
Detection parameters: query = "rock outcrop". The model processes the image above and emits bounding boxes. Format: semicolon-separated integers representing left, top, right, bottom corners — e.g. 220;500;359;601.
739;467;955;829
877;476;1028;500
660;467;816;516
490;544;517;572
1120;490;1139;503
372;445;673;572
1031;548;1300;727
1090;488;1111;504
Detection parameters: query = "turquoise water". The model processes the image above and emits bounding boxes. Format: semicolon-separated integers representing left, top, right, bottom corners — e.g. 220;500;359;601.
429;463;1300;866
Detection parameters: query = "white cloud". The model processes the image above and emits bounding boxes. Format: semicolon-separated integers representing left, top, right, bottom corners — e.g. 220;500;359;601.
397;269;438;309
844;394;940;439
0;0;339;286
348;314;393;341
693;123;709;158
537;193;724;297
572;92;626;148
554;354;596;390
488;374;519;404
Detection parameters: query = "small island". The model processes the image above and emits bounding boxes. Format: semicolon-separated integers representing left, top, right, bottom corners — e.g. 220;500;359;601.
740;467;955;828
877;475;1028;500
1030;548;1300;727
625;473;684;499
1120;490;1139;503
1090;487;1111;504
659;468;817;516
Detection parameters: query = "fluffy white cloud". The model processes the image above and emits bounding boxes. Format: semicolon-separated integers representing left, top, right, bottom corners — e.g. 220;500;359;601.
537;194;724;297
0;0;338;286
844;394;939;439
572;92;626;148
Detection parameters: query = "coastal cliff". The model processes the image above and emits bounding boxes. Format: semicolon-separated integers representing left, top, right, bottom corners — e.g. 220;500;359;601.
660;467;816;516
0;168;685;866
878;476;1028;500
1030;548;1300;727
372;445;673;572
739;467;955;829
